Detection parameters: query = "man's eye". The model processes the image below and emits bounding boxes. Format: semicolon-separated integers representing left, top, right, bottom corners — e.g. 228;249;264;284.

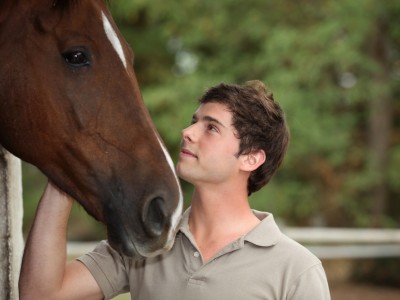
207;124;217;132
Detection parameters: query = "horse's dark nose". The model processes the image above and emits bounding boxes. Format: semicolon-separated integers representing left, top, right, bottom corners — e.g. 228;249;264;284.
143;197;167;237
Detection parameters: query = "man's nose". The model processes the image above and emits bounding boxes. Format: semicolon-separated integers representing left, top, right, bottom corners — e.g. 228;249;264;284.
181;125;195;142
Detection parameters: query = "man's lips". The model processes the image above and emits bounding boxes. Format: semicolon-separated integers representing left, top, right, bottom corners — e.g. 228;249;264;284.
180;148;197;158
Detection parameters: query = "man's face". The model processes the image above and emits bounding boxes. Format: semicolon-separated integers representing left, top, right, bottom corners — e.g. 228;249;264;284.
176;102;242;186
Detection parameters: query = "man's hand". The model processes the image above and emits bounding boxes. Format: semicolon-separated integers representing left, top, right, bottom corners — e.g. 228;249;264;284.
19;181;103;300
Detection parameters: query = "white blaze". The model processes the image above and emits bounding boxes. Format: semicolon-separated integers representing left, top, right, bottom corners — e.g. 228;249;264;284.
158;138;183;236
101;11;127;69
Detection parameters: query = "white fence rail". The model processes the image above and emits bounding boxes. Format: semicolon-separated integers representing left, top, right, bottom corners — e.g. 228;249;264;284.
67;228;400;260
284;227;400;244
285;227;400;259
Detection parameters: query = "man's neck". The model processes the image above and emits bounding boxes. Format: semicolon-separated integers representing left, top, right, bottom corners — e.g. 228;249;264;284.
188;186;260;262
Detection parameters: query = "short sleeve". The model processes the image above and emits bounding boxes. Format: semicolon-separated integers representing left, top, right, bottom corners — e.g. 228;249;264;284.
287;263;331;300
77;240;129;300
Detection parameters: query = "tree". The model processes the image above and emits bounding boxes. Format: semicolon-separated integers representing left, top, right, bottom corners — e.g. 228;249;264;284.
107;0;400;227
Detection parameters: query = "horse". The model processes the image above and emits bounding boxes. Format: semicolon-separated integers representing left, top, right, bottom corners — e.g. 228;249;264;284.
0;0;183;258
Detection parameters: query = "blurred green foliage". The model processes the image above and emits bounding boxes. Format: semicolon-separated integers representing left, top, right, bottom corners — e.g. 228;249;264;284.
23;0;400;238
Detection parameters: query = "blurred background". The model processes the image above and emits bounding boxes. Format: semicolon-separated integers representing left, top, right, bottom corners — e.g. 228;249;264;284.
22;0;400;298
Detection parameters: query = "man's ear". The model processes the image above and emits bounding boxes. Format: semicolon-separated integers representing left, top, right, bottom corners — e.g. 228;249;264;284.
240;150;266;172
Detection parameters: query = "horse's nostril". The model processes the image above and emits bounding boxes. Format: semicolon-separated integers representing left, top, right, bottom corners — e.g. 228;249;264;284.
143;197;167;237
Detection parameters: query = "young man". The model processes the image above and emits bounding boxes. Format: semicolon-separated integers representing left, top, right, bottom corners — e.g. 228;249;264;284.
19;81;331;299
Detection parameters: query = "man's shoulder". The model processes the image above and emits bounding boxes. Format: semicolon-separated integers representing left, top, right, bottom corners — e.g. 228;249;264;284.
250;210;321;263
279;233;320;261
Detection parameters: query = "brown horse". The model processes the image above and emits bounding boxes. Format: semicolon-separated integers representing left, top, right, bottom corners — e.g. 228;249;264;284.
0;0;183;258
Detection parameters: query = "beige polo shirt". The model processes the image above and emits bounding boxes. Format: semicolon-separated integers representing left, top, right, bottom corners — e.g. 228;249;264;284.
78;209;330;300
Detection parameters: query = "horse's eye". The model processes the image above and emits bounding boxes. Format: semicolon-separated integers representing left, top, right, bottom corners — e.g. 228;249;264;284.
62;50;91;67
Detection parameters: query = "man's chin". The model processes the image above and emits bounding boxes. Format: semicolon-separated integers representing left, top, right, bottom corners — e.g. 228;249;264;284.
175;163;186;179
176;170;194;184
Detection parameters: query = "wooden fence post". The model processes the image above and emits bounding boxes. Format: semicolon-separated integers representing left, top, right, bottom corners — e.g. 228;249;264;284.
0;146;23;300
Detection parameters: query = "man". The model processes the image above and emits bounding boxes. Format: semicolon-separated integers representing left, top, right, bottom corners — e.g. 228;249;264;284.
19;81;331;299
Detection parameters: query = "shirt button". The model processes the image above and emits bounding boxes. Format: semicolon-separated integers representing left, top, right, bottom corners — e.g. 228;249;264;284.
193;251;200;258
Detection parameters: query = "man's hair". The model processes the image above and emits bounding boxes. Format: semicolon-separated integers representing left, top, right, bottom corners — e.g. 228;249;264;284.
199;80;290;195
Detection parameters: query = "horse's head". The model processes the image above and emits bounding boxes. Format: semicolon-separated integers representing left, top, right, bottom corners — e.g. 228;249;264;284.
0;0;182;258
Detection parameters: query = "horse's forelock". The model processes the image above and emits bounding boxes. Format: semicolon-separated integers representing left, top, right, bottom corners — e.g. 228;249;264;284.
52;0;110;11
52;0;80;10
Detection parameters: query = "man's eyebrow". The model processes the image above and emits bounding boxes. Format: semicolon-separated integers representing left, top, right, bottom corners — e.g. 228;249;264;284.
192;113;226;128
203;115;227;128
192;113;227;128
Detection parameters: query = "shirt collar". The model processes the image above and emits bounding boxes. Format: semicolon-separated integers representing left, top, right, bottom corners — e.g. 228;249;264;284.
243;210;282;247
179;208;191;235
178;208;282;248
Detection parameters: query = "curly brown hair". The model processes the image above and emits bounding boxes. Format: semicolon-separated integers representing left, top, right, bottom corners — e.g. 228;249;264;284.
199;80;290;195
